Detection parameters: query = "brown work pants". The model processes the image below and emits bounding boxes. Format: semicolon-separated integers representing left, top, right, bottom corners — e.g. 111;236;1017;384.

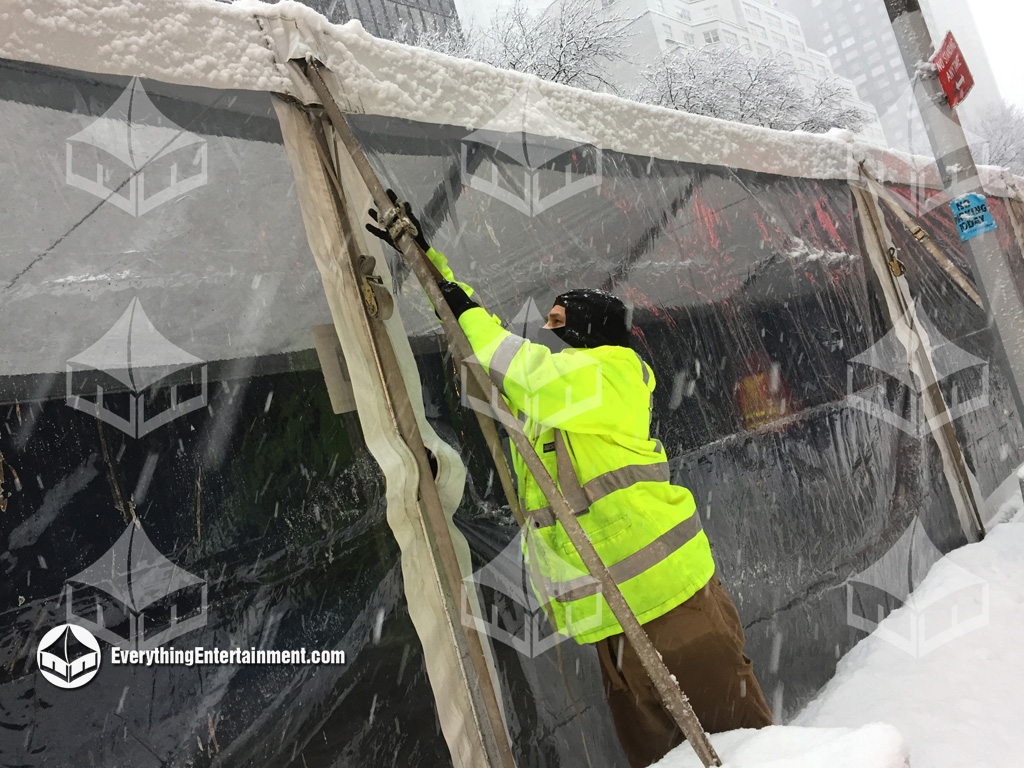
596;576;773;768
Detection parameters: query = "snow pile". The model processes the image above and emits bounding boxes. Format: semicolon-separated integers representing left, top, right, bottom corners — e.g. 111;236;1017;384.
653;723;908;768
795;520;1024;768
657;519;1023;767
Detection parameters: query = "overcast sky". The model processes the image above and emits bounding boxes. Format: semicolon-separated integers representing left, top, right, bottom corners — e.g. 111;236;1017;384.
454;0;1024;108
966;0;1023;107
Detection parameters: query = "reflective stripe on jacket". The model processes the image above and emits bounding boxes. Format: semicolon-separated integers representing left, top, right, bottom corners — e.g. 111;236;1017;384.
457;303;716;645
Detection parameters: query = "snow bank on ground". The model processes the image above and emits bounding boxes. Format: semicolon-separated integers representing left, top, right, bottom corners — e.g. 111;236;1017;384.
653;723;908;768
1;0;1020;196
657;520;1023;767
794;521;1024;768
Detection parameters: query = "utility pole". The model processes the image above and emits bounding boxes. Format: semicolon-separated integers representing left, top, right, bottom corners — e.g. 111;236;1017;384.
884;0;1024;444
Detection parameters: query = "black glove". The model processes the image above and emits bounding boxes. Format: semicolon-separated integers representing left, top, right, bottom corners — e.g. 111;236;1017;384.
366;189;429;252
436;280;479;320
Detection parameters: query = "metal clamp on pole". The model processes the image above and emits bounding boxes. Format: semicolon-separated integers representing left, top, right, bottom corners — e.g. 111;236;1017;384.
379;200;421;245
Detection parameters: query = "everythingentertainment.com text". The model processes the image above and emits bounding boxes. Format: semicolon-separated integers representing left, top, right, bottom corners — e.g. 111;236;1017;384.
110;646;346;667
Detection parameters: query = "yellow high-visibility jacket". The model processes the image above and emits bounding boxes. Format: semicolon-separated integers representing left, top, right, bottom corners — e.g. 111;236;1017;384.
431;249;715;644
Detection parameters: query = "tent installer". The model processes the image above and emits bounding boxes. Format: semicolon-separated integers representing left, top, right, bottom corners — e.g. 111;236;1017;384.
367;194;773;768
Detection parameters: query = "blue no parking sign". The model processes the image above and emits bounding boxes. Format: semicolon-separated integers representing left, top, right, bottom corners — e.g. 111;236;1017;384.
950;193;997;242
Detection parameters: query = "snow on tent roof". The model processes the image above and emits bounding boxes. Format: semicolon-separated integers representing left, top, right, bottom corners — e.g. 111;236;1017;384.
1;0;1019;196
67;297;204;391
68;522;204;614
461;80;599;170
66;77;205;171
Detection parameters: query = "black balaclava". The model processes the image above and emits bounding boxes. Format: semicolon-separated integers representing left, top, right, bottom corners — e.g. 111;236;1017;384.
550;289;631;349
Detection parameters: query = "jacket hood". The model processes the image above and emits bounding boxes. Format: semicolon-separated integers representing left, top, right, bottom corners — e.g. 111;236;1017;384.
552;289;632;349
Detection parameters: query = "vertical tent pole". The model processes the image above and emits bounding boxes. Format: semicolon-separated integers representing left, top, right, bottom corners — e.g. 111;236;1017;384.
273;96;517;768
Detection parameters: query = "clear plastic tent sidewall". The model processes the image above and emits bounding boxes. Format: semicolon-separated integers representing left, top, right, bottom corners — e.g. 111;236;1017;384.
3;3;1024;768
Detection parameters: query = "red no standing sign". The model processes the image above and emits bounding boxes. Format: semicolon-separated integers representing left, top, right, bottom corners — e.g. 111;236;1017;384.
931;31;975;109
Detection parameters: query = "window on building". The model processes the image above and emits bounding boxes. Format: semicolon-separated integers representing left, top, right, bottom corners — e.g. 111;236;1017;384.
679;7;691;21
817;64;829;75
723;30;738;44
704;29;720;44
823;33;833;44
655;1;665;11
602;0;616;7
845;50;858;61
854;74;868;85
683;31;696;45
663;23;673;37
743;3;760;20
868;51;881;64
766;14;781;28
750;22;766;39
757;42;772;55
840;36;855;49
890;56;902;68
787;22;800;36
742;39;752;50
825;46;838;57
772;31;787;47
780;52;793;64
799;57;812;72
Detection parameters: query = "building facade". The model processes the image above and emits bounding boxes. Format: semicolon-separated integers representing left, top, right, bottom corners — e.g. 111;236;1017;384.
285;0;459;40
775;0;1002;151
595;0;885;143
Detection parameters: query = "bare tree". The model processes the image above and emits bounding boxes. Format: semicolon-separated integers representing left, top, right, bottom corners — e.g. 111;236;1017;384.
974;101;1024;176
401;0;632;93
394;17;476;60
797;77;868;133
636;45;866;134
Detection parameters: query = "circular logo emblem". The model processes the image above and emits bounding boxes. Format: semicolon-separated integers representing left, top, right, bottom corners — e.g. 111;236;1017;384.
36;623;101;689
